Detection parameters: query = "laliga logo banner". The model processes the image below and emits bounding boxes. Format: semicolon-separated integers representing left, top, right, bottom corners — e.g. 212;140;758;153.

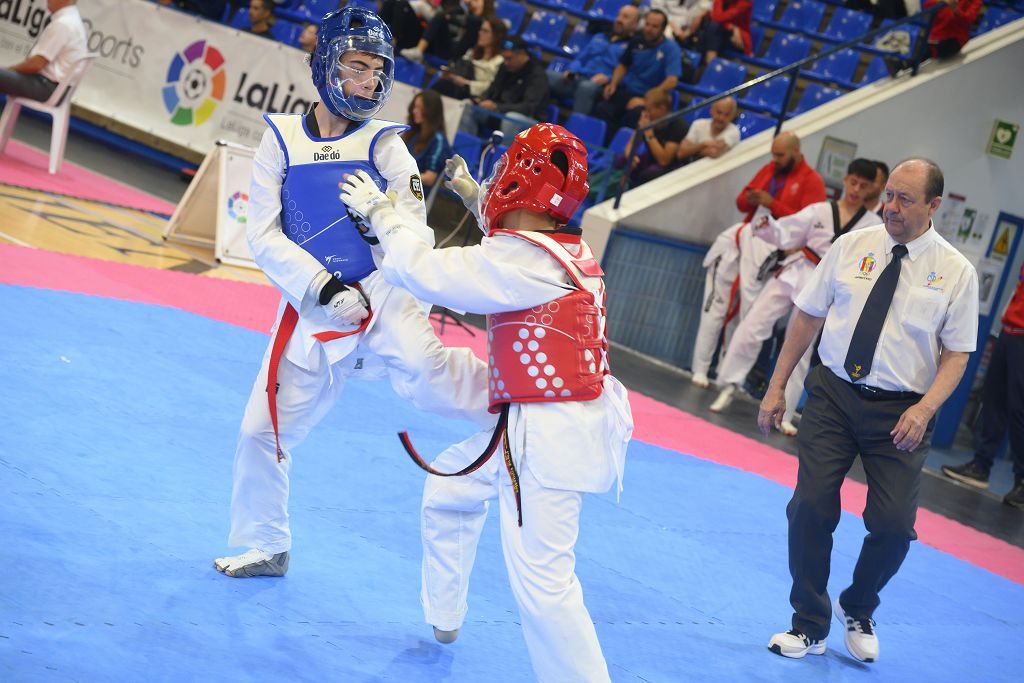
163;40;226;126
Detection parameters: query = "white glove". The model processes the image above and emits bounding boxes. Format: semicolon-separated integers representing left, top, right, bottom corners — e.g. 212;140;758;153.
339;170;395;235
324;287;369;326
444;154;481;218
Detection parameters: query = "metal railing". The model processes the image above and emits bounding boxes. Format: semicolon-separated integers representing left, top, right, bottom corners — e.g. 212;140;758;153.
614;5;942;209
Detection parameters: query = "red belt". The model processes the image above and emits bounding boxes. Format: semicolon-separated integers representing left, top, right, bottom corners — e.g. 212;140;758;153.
267;284;373;463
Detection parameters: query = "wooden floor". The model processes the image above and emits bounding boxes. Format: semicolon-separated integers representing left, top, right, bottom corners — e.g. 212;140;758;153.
0;183;268;286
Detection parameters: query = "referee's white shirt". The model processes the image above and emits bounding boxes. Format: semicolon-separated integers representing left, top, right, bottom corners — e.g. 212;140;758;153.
795;223;979;394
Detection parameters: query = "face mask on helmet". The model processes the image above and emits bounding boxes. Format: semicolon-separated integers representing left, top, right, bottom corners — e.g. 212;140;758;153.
480;124;589;235
312;8;395;121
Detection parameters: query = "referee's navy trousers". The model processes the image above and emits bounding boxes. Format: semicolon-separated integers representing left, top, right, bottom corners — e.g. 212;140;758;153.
787;366;933;640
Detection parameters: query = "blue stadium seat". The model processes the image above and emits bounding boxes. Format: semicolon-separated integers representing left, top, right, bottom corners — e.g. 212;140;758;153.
534;0;588;14
452;132;483;177
564;112;607;149
521;10;570;53
608;126;635;156
481;144;509;180
739;74;792;117
752;0;780;24
271;20;302;47
393;57;425;87
806;8;872;43
800;48;858;88
565;22;592;56
761;0;826;33
856;55;891;87
587;0;629;21
724;23;765;60
789;83;843;116
301;0;342;21
545;103;561;124
974;7;1023;34
495;0;527;35
743;31;812;69
678;57;748;99
228;7;248;28
736;110;776;138
547;56;572;73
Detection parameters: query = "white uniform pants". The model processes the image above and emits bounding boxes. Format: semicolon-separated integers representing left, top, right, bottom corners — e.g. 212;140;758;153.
421;431;611;683
692;252;739;377
228;287;491;554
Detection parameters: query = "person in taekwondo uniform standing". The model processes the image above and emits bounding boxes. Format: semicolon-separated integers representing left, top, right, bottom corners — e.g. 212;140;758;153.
758;158;978;663
339;124;634;683
709;159;883;434
690;131;827;390
213;7;492;579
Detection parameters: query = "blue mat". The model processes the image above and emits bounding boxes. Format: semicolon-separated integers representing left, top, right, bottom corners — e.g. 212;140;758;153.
1;285;1021;682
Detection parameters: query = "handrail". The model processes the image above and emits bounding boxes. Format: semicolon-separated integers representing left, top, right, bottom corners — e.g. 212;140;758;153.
613;5;941;209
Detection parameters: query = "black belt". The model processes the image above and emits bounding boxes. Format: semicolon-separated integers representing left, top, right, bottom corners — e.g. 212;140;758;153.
843;379;922;402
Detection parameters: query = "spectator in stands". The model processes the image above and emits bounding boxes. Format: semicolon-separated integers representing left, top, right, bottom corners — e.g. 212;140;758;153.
158;0;229;20
619;87;687;186
888;0;983;73
694;0;752;64
0;0;87;104
547;3;641;116
458;35;550;140
650;0;711;48
299;22;318;54
676;95;739;164
400;0;493;63
380;0;424;51
594;9;682;142
432;15;507;100
243;0;275;38
738;132;825;220
402;90;451;189
942;261;1024;510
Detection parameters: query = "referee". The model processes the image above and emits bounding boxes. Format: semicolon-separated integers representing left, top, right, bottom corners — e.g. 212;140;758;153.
757;159;979;663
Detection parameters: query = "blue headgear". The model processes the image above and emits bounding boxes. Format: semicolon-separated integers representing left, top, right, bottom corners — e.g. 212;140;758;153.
310;7;395;121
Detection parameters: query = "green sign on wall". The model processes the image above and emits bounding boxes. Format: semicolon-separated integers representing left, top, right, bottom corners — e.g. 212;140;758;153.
987;120;1019;160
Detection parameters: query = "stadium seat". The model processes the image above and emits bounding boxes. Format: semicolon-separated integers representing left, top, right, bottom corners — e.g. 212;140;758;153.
975;7;1023;34
683;105;711;125
806;8;872;43
678;57;748;99
521;10;570;53
800;48;859;88
564;112;608;149
565;22;592;56
587;0;629;22
271;20;302;47
494;0;527;35
743;31;812;69
548;56;572;73
724;23;765;60
452;132;484;177
739;74;792;117
856;55;891;87
760;0;826;33
393;57;425;87
752;0;780;24
300;0;340;20
789;83;843;116
534;0;587;14
735;110;776;138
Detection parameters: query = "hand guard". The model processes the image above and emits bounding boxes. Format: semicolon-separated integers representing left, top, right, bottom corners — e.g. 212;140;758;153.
339;170;394;237
324;286;370;326
444;154;481;217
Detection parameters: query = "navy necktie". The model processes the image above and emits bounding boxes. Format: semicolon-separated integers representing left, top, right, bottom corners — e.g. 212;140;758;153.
844;244;909;382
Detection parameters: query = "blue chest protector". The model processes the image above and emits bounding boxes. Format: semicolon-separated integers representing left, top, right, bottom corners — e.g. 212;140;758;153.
265;112;407;285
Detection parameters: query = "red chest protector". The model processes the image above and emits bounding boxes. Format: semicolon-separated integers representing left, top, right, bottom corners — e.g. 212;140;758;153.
486;230;608;414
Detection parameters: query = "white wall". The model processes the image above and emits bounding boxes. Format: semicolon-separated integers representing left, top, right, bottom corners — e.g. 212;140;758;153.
583;20;1024;265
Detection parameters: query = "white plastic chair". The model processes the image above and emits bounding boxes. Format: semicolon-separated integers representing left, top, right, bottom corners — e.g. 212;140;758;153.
0;54;96;174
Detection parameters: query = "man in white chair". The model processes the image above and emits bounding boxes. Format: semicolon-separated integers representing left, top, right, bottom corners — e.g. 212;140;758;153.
0;1;87;104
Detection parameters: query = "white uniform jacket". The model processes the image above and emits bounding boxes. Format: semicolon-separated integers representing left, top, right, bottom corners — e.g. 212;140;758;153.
376;224;634;495
247;117;433;371
753;203;881;296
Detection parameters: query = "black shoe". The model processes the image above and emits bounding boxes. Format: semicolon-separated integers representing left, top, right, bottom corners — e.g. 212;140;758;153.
941;460;990;489
884;56;910;77
1004;479;1024;509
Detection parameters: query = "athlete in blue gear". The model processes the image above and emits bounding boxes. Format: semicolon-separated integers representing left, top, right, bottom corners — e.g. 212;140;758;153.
214;7;492;579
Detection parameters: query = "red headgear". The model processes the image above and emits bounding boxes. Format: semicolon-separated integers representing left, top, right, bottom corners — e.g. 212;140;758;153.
480;124;589;235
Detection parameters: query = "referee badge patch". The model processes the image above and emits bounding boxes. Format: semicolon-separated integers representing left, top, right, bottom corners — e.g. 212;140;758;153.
410;175;424;201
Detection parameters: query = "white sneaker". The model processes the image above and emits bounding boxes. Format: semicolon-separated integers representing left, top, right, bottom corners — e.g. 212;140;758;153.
834;598;879;662
780;420;798;436
433;626;459;644
691;372;710;389
213;548;290;578
768;629;827;658
709;385;736;412
399;47;423;62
